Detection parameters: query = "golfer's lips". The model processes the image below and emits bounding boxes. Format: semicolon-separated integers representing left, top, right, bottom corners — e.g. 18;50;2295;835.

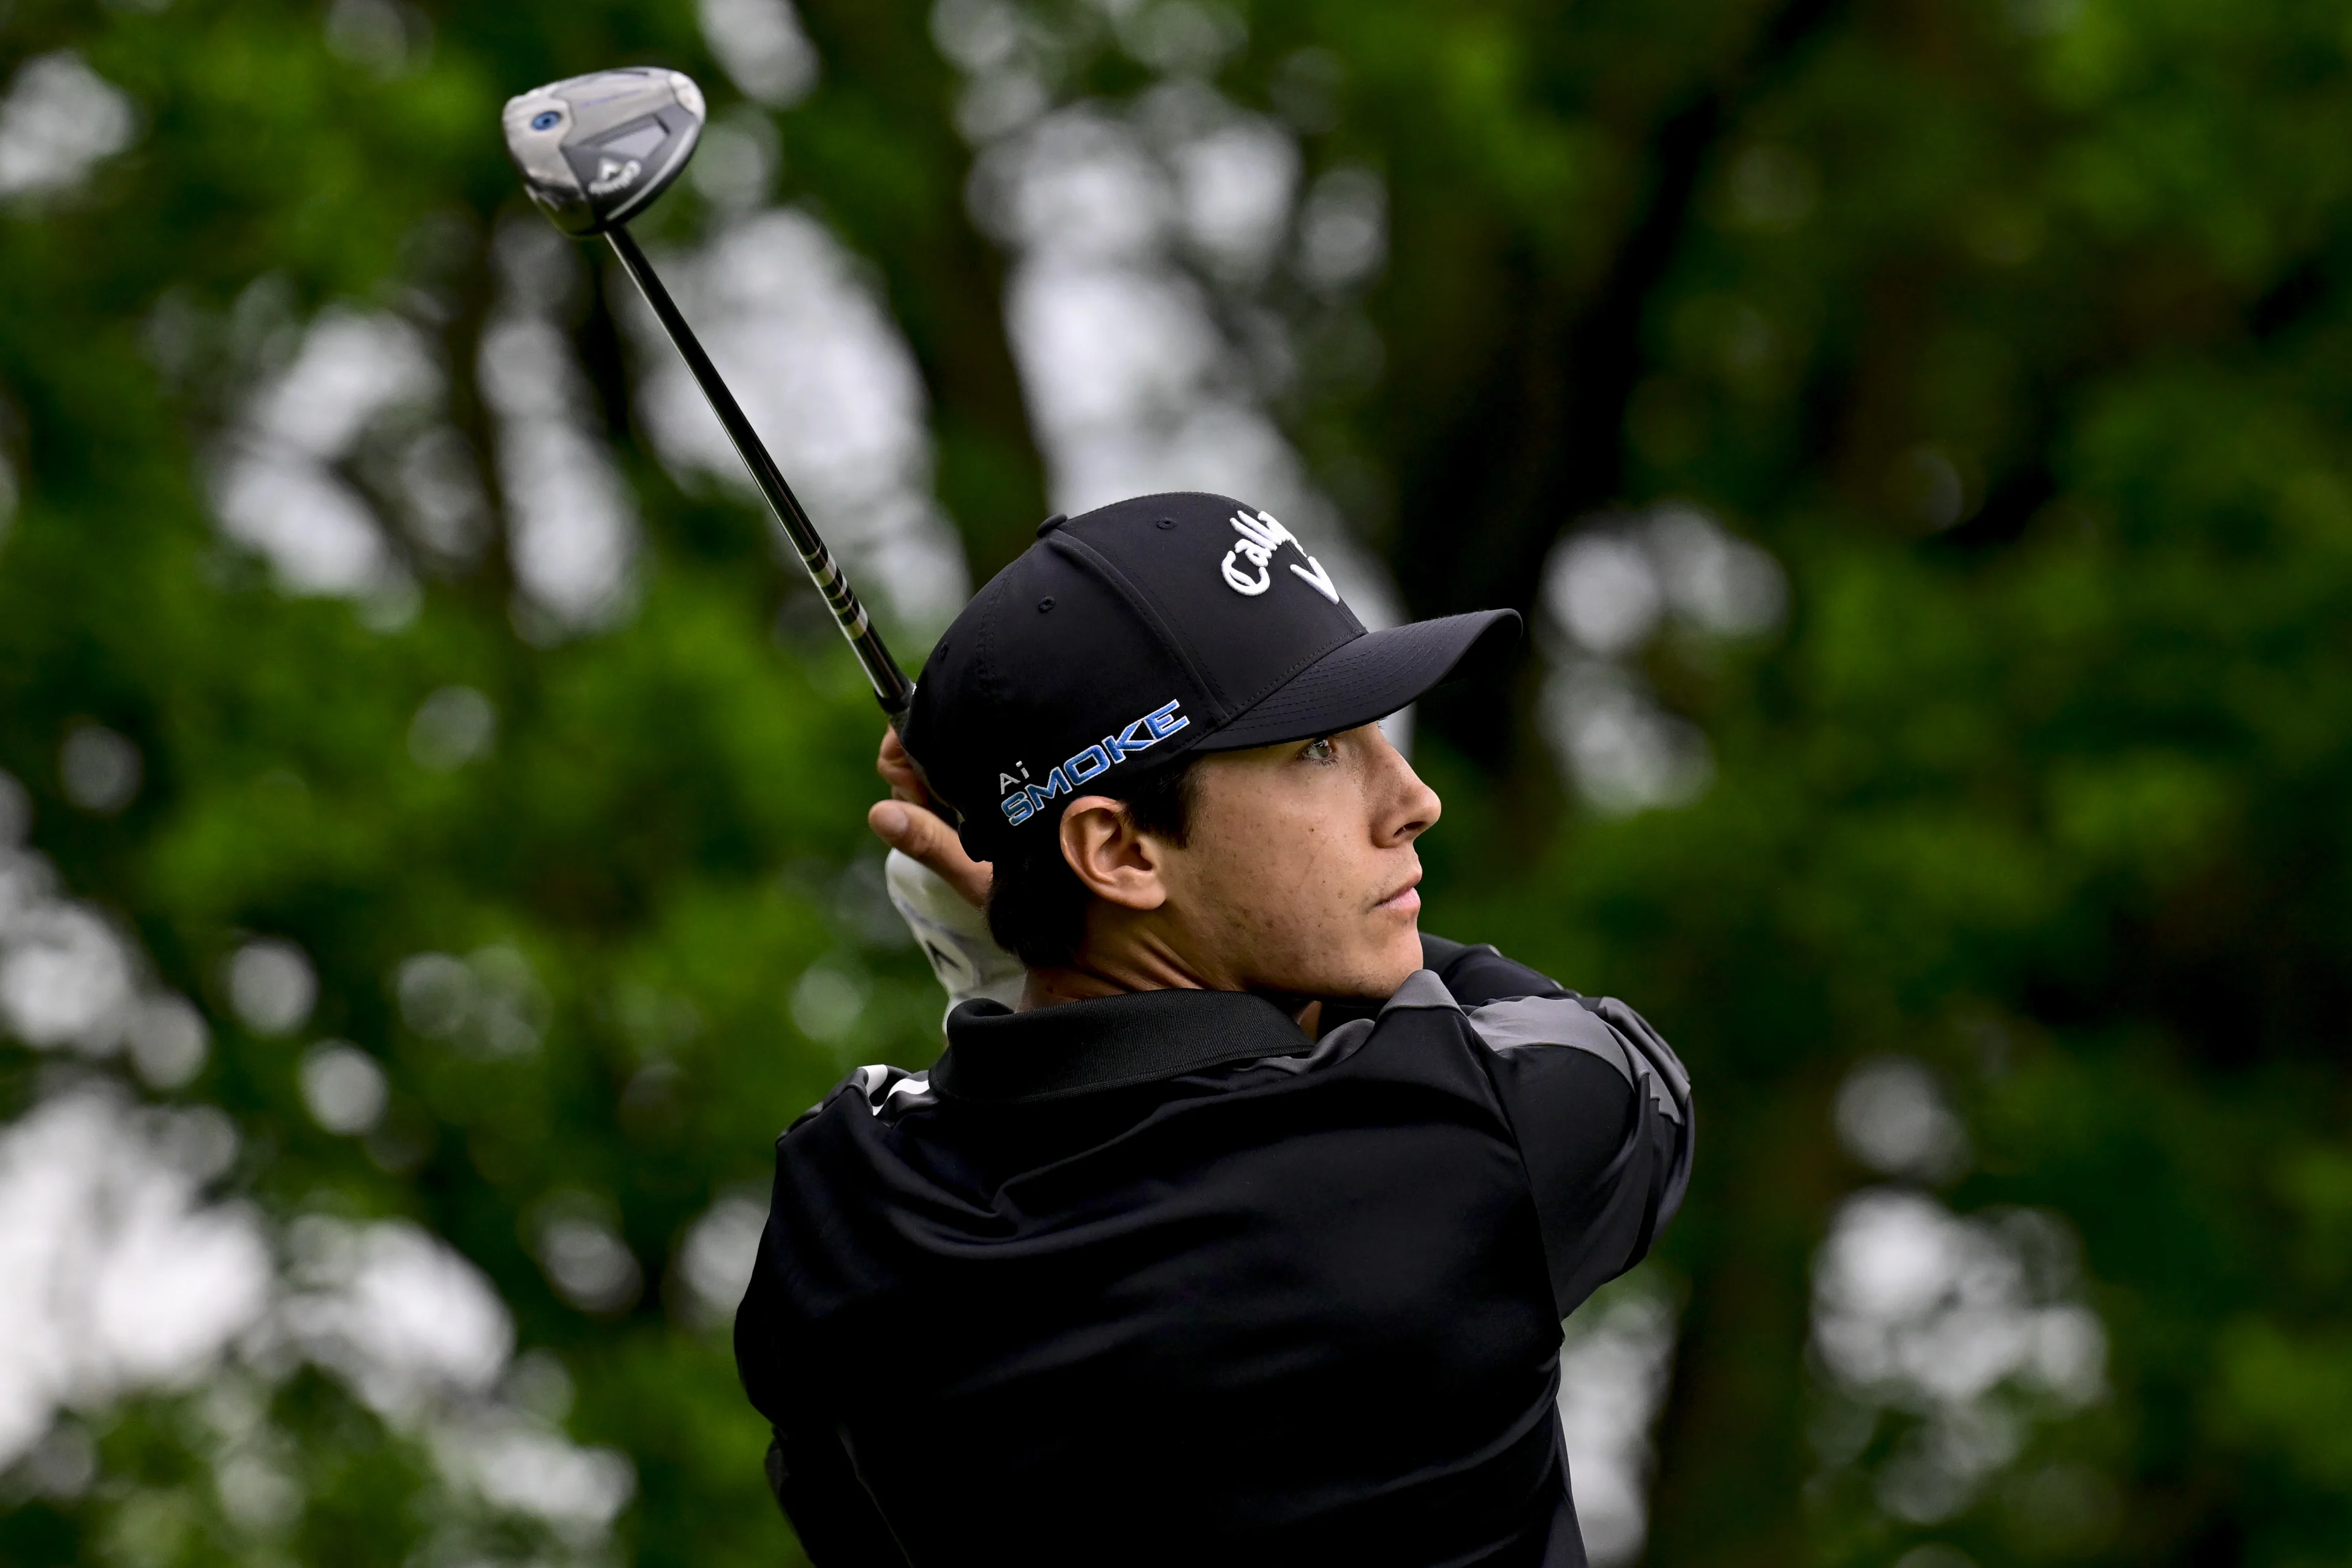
1374;874;1422;914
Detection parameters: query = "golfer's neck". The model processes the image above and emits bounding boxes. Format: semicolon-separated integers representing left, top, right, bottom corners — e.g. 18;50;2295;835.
1017;947;1209;1011
1018;930;1322;1039
1019;902;1239;1008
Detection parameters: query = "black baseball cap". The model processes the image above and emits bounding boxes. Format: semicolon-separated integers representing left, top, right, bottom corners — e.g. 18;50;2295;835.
902;491;1520;861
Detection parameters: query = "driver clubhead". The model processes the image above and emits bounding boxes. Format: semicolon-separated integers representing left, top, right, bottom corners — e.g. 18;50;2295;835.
503;67;706;235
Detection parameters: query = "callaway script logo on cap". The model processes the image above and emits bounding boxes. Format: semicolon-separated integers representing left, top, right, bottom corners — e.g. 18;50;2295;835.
1221;509;1340;603
902;492;1520;860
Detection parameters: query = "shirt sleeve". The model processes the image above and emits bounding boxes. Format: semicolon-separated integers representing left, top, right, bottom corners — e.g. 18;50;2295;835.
1311;934;1574;1038
1460;989;1694;1319
736;1194;912;1566
1419;933;1576;1006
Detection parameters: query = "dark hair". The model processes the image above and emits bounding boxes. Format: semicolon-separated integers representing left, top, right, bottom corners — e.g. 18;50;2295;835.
984;756;1199;968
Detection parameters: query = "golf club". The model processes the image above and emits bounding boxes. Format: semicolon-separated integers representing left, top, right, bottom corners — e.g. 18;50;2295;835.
501;67;916;722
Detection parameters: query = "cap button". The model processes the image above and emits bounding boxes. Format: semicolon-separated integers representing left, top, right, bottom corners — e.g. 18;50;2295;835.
1036;513;1068;537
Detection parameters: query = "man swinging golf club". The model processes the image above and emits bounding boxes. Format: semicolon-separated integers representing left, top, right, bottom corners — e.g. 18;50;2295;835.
496;65;1691;1568
735;492;1694;1566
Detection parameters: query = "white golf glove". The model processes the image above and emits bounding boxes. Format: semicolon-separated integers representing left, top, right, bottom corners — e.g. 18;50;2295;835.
885;849;1025;1023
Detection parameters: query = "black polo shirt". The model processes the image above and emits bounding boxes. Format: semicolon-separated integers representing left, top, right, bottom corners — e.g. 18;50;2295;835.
734;937;1693;1567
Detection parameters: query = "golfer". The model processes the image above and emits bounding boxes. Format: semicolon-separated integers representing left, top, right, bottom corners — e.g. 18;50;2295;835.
735;492;1694;1566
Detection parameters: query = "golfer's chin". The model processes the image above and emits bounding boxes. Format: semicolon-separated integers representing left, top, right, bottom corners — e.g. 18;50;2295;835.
1370;927;1428;997
1292;923;1426;1003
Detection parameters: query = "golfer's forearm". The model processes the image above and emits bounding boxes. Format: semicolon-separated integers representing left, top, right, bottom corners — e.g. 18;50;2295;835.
1454;995;1695;1312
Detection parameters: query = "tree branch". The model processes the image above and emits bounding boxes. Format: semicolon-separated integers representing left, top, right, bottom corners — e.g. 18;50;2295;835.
1399;0;1849;769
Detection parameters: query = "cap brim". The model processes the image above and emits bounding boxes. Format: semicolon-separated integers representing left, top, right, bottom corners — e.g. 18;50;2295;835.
1195;609;1523;752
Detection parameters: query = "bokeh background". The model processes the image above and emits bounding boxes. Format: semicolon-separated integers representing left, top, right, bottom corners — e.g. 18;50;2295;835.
2;1;2347;1564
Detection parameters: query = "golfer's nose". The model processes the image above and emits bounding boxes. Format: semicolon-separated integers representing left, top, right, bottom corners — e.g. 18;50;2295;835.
1368;728;1441;846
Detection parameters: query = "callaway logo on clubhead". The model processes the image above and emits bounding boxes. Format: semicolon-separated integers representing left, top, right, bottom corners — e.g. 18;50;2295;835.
588;156;642;196
1221;510;1340;605
500;68;705;236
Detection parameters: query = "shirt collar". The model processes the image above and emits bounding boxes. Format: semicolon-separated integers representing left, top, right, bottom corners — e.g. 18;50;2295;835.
931;989;1309;1104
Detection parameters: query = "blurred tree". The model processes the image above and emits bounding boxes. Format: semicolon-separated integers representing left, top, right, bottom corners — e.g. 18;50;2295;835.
4;1;2352;1567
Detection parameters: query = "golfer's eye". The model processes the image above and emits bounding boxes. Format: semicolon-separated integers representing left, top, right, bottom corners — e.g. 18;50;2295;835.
532;110;562;131
1300;736;1336;764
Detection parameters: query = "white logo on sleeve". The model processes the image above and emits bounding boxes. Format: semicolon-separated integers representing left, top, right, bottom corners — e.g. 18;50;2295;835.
1221;510;1341;604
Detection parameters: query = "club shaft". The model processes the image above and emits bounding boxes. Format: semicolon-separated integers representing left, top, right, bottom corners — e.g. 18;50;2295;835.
605;225;915;722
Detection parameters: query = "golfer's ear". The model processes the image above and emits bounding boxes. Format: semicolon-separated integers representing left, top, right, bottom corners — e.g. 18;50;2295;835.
1060;796;1169;911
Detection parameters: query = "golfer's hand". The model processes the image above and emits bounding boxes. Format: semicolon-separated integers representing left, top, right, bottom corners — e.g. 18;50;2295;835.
870;727;993;910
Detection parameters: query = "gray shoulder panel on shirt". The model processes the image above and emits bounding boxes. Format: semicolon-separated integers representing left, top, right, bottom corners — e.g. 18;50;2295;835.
1379;968;1461;1014
1464;995;1684;1126
1256;1015;1375;1076
1589;995;1692;1108
1467;997;1634;1079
